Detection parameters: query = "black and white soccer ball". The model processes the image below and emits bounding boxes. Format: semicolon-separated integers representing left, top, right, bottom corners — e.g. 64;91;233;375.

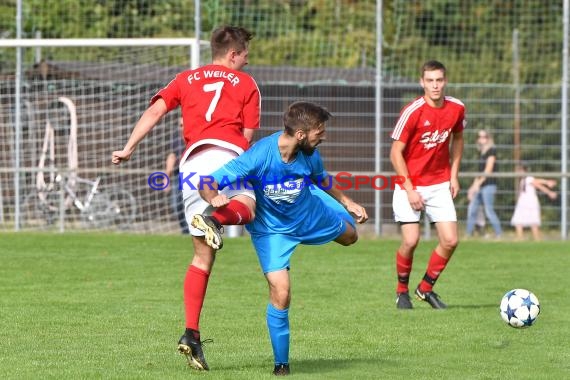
499;289;540;328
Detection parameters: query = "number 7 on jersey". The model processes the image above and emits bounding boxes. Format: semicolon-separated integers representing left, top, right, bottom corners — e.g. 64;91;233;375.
203;81;224;122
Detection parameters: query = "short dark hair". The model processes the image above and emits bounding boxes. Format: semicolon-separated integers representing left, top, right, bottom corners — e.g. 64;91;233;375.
421;60;447;78
283;101;332;136
210;26;253;59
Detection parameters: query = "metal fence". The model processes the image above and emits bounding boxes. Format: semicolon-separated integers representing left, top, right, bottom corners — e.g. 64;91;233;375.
0;0;568;239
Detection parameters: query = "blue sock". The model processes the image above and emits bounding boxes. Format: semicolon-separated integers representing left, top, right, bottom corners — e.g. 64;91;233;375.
266;303;289;365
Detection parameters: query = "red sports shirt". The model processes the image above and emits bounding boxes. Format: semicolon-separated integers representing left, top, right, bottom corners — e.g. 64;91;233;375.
391;96;466;187
151;64;261;155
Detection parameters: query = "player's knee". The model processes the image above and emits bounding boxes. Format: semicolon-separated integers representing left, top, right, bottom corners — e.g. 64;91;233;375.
441;235;459;251
336;229;358;246
347;231;358;245
401;235;420;251
271;289;291;309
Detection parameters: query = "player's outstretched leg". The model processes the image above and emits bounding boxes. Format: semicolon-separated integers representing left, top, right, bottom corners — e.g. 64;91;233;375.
191;214;224;250
178;329;211;370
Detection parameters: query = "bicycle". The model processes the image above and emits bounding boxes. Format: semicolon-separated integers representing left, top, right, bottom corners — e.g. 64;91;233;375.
21;173;137;230
20;96;137;230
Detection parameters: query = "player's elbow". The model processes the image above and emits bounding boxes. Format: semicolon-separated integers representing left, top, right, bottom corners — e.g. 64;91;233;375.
389;145;403;168
389;148;397;166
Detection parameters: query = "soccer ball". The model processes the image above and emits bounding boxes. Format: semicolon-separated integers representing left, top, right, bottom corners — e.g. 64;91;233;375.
499;289;540;328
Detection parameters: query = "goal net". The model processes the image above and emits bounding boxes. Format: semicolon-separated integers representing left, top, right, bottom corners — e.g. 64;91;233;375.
0;39;210;232
0;1;567;236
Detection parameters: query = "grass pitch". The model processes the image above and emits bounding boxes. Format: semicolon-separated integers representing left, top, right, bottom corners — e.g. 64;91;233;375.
0;233;568;379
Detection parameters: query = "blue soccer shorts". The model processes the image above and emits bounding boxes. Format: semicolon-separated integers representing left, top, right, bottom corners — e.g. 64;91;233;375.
251;186;354;274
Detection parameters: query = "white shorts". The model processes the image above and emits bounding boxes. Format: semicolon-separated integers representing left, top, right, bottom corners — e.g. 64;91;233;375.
179;147;255;236
392;181;457;223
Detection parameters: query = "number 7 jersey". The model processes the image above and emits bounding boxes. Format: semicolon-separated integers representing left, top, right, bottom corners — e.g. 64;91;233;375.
152;63;261;155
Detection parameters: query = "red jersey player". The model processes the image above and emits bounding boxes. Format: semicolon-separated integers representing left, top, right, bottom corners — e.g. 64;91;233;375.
112;26;260;370
390;60;465;310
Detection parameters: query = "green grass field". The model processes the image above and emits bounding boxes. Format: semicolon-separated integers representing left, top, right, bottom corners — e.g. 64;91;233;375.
1;233;569;379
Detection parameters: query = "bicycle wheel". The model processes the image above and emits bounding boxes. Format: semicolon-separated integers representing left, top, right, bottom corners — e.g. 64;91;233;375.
80;192;112;229
105;187;137;229
20;190;59;228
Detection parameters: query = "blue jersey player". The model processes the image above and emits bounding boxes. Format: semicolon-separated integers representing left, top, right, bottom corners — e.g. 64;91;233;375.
194;101;368;375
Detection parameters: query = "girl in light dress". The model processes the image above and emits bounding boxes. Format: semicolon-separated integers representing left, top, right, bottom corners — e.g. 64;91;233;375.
510;163;557;241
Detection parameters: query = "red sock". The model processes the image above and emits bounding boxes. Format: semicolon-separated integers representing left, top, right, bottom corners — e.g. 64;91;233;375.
419;251;449;293
184;265;210;331
396;251;413;293
211;199;253;225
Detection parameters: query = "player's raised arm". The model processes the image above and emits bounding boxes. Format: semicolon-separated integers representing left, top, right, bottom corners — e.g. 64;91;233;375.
112;99;168;165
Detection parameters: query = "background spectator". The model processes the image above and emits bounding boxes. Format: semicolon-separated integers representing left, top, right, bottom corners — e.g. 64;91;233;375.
466;129;502;238
510;162;557;241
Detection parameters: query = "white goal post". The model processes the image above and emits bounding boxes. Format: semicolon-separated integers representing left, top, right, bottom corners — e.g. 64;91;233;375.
0;38;209;70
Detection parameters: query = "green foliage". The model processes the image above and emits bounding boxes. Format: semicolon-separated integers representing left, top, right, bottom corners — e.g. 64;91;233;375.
19;0;195;38
0;0;563;83
201;0;376;67
382;0;562;84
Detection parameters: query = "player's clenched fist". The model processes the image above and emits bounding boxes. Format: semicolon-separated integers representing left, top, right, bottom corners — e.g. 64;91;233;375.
111;149;132;165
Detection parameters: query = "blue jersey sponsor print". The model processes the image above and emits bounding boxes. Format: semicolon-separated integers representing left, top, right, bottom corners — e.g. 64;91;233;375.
211;132;338;235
